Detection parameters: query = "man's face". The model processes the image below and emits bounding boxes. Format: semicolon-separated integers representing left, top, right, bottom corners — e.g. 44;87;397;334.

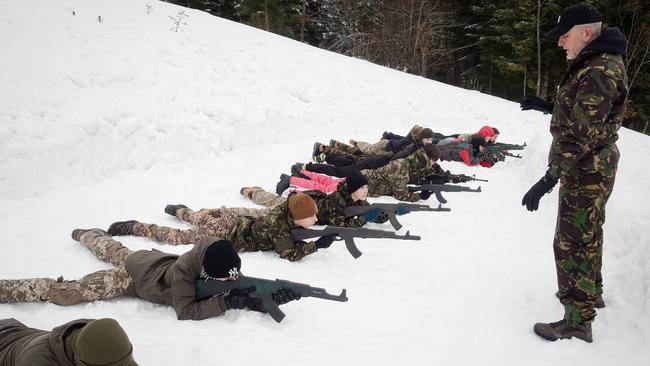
421;137;433;145
558;25;591;60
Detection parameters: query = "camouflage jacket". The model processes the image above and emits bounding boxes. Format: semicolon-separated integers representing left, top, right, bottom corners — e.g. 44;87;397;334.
548;27;628;180
305;183;370;227
228;197;317;261
365;148;434;202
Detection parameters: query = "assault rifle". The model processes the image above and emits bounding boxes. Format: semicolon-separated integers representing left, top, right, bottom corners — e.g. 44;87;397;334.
483;142;526;161
419;173;488;185
291;226;421;259
490;142;527;150
407;183;482;204
195;275;348;323
344;202;450;231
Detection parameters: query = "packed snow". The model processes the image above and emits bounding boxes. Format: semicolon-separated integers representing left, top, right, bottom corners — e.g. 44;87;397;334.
0;0;648;364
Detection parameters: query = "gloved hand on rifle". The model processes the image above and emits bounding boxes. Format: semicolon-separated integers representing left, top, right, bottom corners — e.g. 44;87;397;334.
520;96;554;114
522;171;558;211
224;287;255;310
395;207;409;216
363;208;382;222
272;288;301;305
433;163;446;175
315;233;338;249
419;190;432;200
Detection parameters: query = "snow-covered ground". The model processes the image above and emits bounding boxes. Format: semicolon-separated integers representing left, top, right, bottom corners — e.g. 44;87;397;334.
1;0;648;364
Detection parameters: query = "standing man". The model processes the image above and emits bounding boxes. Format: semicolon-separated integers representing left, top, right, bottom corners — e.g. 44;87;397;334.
521;4;628;343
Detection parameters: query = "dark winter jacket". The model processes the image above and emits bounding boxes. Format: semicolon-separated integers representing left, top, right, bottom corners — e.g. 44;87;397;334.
547;27;628;180
228;196;317;261
124;236;264;320
0;318;90;366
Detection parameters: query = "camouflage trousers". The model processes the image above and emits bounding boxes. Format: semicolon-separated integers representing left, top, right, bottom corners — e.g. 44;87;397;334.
329;139;362;156
0;229;134;305
554;172;615;324
132;206;261;245
243;186;287;208
354;140;389;155
330;139;390;156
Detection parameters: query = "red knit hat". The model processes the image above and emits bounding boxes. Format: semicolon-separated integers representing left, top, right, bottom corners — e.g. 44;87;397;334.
478;126;494;138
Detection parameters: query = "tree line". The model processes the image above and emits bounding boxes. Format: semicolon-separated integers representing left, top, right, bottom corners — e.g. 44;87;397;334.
164;0;649;135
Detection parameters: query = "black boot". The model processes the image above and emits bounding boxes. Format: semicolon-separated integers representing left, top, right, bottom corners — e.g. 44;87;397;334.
164;204;188;217
291;162;309;179
533;319;592;343
275;174;291;195
107;220;138;236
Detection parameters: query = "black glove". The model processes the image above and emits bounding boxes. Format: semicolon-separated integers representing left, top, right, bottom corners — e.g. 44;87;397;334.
315;233;338;249
419;190;432;200
224;287;255;310
520;96;554;114
522;172;558;211
272;288;301;305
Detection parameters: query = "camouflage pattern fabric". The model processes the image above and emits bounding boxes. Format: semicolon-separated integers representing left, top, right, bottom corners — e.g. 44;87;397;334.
329;139;363;156
46;267;133;305
228;198;317;261
547;52;627;180
201;206;272;219
354;140;389;155
313;183;375;227
365;148;433;202
245;186;376;228
554;173;615;324
0;278;55;303
245;187;287;208
79;229;133;267
132;208;238;245
547;42;627;325
0;230;134;305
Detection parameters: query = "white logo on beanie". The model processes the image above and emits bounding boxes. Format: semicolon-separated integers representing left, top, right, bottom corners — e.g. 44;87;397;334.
228;268;240;279
558;15;561;23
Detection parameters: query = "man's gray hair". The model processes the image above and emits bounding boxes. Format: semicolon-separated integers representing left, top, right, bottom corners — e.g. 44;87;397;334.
578;22;602;38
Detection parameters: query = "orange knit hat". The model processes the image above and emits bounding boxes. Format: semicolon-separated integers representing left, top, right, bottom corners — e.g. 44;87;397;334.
288;193;318;220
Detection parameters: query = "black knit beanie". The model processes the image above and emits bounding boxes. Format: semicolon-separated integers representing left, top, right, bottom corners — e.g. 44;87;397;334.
346;168;368;195
420;128;434;139
202;240;241;279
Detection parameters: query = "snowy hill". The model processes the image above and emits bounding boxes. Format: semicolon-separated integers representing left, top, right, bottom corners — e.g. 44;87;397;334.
1;0;649;365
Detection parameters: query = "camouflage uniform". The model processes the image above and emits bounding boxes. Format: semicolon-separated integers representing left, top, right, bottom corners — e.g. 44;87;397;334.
244;185;375;227
365;148;435;202
132;207;244;245
0;230;134;305
546;28;628;325
227;197;317;261
328;140;364;156
132;202;317;261
353;140;390;155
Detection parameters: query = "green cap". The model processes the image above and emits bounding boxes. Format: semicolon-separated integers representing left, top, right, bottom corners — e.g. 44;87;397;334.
75;319;137;366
